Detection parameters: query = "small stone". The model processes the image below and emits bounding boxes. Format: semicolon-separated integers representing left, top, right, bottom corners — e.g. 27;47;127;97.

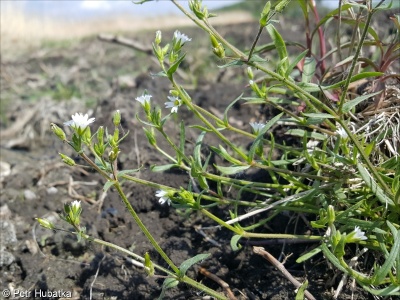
46;187;58;195
0;250;15;267
24;189;37;201
0;221;17;245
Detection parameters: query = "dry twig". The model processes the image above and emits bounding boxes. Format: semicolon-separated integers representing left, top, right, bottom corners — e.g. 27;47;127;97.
198;267;237;300
253;246;316;300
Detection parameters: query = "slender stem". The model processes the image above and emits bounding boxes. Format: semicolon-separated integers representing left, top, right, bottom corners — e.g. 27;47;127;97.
81;232;228;299
112;182;180;274
337;5;373;114
247;26;264;62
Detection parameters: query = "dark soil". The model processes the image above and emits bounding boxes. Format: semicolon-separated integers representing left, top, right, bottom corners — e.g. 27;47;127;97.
1;17;395;300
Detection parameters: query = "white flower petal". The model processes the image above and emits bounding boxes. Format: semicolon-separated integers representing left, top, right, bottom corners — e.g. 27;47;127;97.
64;113;95;130
136;94;152;106
249;122;265;134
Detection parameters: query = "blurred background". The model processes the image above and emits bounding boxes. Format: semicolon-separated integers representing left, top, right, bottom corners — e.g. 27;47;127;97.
1;0;342;53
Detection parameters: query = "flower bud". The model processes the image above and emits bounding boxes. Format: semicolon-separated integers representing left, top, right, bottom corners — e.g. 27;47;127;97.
327;205;336;225
155;30;162;45
144;252;155;277
59;153;76;166
275;0;291;13
259;1;271;27
97;126;104;146
108;148;120;162
143;127;157;146
113;110;121;127
51;123;66;142
247;67;254;80
36;218;55;230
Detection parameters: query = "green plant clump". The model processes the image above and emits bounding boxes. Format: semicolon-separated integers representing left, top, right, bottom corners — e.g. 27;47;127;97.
39;0;399;299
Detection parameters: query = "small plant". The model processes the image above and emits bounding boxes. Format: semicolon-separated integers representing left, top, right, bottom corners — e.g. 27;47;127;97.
38;0;399;298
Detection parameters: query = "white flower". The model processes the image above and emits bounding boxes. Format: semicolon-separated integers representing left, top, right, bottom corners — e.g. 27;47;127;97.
155;190;171;206
71;200;81;211
346;226;367;243
174;30;191;46
64;113;95;130
336;127;348;139
249;122;265;134
353;226;367;240
165;96;182;113
136;94;152;106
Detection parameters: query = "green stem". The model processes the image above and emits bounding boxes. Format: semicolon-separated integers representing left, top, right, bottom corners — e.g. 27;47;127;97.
112;182;180;274
337;6;372;114
81;232;227;299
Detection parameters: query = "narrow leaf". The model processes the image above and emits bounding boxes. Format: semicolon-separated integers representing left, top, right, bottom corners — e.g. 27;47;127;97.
230;235;242;251
179;253;211;276
302;57;316;83
286;49;308;77
103;181;114;192
151;164;176;172
357;163;394;207
286;129;327;140
342;91;382;113
372;223;400;284
167;53;186;77
215;165;250;175
266;24;289;74
223;93;243;125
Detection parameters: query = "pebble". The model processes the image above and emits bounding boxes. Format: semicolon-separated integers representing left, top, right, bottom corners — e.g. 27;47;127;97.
46;186;58;195
0;221;17;245
24;189;37;201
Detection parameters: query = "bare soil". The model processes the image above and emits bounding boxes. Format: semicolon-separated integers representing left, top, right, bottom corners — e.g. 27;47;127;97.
0;17;393;300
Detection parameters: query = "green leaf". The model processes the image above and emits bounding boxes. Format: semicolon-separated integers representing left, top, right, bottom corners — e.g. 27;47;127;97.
117;168;142;178
210;145;241;165
312;4;353;40
103;180;114;192
194;131;206;169
361;285;400;296
179;121;186;159
364;141;376;157
158;277;179;300
372;222;400;285
223;94;243;126
295;280;308;300
302;56;316;83
167;53;186;78
286;49;308;77
342;91;382;113
266;24;288;74
150;71;168;78
248;113;283;161
303;113;336;119
285;129;327;140
296;247;322;263
215;165;250;175
189;125;213;132
217;59;243;68
151;164;176;172
323;72;383;90
230;235;242;251
357;163;394;207
179;253;211;276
